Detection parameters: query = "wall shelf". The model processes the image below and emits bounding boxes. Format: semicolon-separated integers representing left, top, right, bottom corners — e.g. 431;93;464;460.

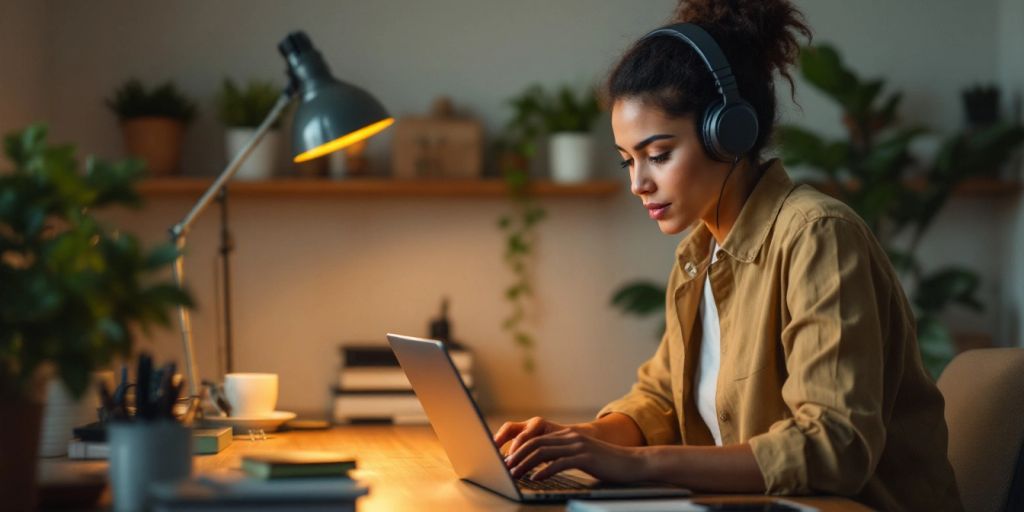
807;177;1023;198
137;177;622;198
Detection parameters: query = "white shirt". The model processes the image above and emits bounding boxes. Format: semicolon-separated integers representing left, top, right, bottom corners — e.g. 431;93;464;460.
695;240;723;446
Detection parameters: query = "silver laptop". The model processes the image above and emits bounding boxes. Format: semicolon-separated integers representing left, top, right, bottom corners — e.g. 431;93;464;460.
386;333;692;502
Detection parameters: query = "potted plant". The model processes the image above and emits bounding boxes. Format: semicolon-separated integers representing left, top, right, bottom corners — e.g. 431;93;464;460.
609;44;1024;379
0;124;192;509
106;79;197;176
506;83;602;183
217;78;282;180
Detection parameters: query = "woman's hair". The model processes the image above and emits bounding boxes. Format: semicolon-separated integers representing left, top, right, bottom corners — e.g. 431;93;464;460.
606;0;812;164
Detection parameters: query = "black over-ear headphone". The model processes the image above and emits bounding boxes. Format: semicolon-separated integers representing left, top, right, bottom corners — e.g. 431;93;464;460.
641;23;759;162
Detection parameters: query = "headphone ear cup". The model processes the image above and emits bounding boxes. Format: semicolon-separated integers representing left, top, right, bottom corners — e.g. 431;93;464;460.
700;100;730;162
711;101;759;161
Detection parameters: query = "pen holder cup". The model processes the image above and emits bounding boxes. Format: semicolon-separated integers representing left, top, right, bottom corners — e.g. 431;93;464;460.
108;420;192;512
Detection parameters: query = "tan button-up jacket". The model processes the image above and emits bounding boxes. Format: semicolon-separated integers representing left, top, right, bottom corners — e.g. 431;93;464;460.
598;160;963;511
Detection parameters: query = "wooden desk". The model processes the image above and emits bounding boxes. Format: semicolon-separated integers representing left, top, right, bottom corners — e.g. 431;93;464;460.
42;424;872;511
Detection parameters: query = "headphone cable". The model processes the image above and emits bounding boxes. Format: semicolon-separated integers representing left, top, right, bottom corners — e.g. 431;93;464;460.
715;156;742;232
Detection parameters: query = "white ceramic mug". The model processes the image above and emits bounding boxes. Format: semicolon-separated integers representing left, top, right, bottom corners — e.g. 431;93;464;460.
223;373;278;418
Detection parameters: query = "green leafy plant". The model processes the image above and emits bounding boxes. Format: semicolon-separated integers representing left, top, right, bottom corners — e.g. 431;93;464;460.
217;78;280;128
0;124;193;400
505;83;602;135
610;283;666;339
106;78;197;123
610;44;1024;379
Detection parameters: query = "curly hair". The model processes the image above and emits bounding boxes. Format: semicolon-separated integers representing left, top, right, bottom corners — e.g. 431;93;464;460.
606;0;813;164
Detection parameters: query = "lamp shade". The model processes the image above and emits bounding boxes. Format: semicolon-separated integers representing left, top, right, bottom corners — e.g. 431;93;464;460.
279;32;393;163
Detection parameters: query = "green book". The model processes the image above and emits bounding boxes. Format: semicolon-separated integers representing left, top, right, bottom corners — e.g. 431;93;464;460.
241;450;357;479
193;427;232;455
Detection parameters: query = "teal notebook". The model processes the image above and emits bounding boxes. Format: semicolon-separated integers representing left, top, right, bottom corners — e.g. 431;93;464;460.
241;450;357;479
193;427;232;454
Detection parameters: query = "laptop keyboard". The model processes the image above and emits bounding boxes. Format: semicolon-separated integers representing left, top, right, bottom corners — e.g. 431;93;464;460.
517;473;591;491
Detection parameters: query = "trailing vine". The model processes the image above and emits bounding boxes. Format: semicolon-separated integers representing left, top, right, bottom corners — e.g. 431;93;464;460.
497;148;545;373
496;83;600;372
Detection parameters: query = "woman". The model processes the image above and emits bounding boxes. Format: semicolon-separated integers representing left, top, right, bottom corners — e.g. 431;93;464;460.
493;1;963;510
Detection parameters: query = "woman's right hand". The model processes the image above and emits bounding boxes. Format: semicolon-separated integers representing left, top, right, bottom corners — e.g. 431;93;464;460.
493;416;589;457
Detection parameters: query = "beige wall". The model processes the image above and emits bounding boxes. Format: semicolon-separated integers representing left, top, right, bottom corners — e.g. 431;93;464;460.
5;0;1020;416
0;1;47;137
999;0;1024;348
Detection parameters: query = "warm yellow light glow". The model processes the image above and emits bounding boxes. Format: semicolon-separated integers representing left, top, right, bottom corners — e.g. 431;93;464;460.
293;118;395;163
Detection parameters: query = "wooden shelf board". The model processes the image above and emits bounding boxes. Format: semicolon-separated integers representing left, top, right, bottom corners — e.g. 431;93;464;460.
806;177;1022;198
136;177;622;198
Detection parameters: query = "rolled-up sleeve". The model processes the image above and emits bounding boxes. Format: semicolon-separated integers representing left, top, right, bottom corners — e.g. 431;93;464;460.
748;217;887;495
597;329;681;446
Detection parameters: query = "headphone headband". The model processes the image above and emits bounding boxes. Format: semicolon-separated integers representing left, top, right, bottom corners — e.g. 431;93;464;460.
638;22;758;162
641;23;742;105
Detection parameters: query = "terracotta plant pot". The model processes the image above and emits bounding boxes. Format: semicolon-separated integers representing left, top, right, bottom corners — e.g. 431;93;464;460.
0;396;44;511
121;117;186;176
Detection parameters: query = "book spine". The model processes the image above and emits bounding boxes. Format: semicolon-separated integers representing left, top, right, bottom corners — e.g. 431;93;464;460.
340;346;472;371
336;368;473;390
67;440;110;459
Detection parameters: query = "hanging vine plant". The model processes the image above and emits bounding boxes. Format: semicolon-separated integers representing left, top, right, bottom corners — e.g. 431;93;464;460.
496;85;547;373
496;169;546;373
495;83;601;372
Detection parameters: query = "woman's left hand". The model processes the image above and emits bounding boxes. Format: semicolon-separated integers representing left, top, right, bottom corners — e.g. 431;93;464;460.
505;427;647;483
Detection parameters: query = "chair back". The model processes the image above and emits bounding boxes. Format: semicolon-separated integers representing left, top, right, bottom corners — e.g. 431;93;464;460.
937;348;1024;512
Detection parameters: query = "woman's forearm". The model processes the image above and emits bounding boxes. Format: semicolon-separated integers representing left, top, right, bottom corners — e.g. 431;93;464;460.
573;412;646;447
641;443;766;492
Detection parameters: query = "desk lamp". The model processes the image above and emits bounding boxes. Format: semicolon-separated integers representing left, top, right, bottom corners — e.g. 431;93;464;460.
169;31;393;402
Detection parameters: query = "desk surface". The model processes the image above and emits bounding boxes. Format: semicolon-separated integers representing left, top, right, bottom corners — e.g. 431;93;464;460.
42;423;872;511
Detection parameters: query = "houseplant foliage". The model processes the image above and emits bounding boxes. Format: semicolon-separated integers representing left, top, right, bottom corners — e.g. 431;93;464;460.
217;78;279;128
506;83;602;134
610;44;1024;379
495;85;549;373
0;124;193;400
107;78;197;123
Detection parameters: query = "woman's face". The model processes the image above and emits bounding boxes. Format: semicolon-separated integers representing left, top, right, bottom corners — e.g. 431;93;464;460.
612;97;723;235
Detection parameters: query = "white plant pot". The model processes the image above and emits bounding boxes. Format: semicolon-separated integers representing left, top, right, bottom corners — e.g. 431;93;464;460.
225;127;282;180
549;132;594;183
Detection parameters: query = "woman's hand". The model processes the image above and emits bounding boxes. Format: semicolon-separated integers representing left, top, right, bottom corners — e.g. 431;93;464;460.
503;427;647;483
493;416;583;457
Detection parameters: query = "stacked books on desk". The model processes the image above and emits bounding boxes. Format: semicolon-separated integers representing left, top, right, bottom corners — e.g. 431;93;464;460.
67;425;232;459
332;342;473;424
151;450;366;511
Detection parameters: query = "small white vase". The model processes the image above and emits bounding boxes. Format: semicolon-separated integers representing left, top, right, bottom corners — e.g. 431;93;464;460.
225;127;282;180
549;132;594;183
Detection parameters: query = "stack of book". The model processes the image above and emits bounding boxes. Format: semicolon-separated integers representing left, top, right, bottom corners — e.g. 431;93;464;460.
151;450;366;511
67;426;232;459
332;343;473;424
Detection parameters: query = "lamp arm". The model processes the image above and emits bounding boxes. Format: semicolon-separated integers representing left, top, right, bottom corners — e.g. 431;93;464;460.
170;91;295;239
168;89;295;400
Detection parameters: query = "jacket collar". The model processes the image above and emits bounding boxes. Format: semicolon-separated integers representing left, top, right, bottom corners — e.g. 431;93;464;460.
675;159;796;274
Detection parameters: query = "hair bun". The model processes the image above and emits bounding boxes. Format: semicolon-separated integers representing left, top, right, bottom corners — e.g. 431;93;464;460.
672;0;811;90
